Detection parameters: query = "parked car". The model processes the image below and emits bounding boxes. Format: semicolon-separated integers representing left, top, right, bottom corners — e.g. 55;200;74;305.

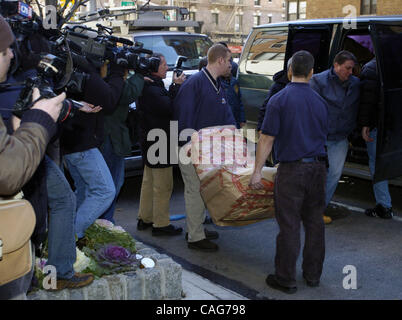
238;15;402;185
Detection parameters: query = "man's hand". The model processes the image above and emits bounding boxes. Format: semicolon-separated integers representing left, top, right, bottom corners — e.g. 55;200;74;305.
79;102;102;114
12;116;21;131
173;72;186;85
362;126;374;142
239;122;246;128
144;76;154;83
31;88;66;123
249;171;264;190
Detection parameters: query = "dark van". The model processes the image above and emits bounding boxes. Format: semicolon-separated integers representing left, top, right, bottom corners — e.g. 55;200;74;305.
238;15;402;184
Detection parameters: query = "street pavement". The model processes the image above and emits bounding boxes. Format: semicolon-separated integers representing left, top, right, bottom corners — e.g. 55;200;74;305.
115;169;402;300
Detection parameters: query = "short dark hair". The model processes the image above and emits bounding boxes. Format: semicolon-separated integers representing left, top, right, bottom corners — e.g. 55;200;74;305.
334;50;357;65
207;44;231;64
218;41;228;48
290;50;314;78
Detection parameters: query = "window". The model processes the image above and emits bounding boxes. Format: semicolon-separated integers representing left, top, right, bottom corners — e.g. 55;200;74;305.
134;35;213;70
245;28;288;78
361;0;377;15
254;15;261;26
268;16;272;23
287;0;306;20
254;0;260;5
235;14;243;32
212;13;219;25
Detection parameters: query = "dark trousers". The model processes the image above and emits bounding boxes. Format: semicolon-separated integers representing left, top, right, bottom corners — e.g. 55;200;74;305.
273;161;327;287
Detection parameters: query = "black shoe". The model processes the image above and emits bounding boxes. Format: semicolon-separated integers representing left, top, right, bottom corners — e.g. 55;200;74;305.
152;224;183;236
303;274;320;287
365;204;393;219
188;239;219;252
265;274;297;294
185;229;219;241
137;219;153;230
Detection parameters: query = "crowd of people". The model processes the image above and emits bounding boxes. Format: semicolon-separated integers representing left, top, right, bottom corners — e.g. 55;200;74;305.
0;11;393;299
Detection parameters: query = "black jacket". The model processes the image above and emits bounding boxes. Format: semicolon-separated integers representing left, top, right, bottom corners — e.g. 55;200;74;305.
257;69;289;131
138;76;180;168
60;63;125;154
358;58;380;129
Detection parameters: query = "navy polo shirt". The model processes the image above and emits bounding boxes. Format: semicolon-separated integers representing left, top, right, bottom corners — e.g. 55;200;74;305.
261;82;328;162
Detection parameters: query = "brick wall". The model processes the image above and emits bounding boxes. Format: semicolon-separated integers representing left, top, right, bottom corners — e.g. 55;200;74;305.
306;0;402;19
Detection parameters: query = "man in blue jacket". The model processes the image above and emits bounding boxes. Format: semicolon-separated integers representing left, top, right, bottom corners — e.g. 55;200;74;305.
173;44;236;252
310;50;360;222
250;50;328;294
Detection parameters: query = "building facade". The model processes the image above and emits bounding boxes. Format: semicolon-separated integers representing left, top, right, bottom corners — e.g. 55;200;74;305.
285;0;402;21
140;0;287;47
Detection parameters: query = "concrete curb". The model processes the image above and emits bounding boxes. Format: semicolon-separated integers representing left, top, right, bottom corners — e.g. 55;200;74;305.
27;241;183;300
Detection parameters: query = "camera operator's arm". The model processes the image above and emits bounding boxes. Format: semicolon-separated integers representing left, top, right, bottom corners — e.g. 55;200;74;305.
143;75;183;118
168;72;186;99
82;63;125;115
0;90;65;195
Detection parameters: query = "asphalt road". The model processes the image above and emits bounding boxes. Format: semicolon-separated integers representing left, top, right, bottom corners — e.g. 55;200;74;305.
114;168;402;300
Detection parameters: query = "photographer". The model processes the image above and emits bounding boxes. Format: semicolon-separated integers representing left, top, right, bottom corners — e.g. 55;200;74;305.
60;54;126;242
0;14;66;300
136;53;186;236
100;70;145;223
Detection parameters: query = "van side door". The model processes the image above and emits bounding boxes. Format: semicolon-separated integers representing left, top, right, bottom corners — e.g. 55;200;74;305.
369;22;402;182
284;24;334;74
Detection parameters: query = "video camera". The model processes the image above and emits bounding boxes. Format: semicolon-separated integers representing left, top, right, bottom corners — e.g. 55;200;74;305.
64;25;160;74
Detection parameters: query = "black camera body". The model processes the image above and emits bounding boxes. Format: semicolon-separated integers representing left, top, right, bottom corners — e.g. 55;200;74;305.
13;54;83;123
173;56;188;77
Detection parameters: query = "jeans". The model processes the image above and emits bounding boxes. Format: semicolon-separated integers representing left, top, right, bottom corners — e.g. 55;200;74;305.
325;139;349;207
64;148;116;238
366;128;392;209
45;156;76;279
100;136;125;223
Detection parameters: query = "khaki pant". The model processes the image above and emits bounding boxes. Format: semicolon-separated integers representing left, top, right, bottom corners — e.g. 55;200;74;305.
178;157;206;243
138;165;173;228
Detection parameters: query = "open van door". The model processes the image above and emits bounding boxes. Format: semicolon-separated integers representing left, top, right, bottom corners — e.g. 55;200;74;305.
369;22;402;182
284;24;333;73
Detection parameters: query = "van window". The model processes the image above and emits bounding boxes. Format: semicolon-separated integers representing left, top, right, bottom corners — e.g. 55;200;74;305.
134;35;213;70
245;27;288;79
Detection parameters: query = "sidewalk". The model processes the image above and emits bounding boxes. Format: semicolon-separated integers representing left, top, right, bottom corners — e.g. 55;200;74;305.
181;269;247;300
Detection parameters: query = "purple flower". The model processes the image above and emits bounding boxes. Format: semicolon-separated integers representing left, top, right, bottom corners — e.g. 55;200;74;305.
103;245;131;263
94;245;137;272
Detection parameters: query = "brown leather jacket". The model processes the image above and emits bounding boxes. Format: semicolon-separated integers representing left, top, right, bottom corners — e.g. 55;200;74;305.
0;110;55;196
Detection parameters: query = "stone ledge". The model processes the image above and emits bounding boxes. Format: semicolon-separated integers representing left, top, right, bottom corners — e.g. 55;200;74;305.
27;241;182;300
